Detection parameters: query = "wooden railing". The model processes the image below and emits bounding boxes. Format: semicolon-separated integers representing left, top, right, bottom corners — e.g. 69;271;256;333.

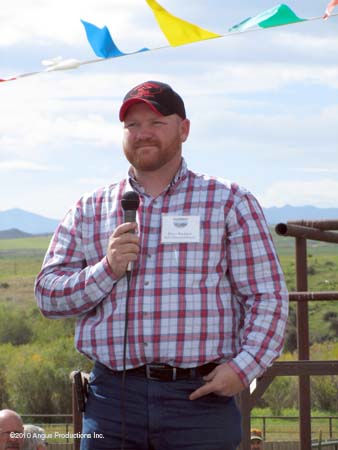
239;220;338;450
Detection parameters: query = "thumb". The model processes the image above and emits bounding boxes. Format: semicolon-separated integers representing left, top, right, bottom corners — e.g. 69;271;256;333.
202;368;217;382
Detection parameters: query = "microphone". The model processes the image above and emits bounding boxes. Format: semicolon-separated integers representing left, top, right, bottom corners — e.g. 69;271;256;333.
121;191;140;274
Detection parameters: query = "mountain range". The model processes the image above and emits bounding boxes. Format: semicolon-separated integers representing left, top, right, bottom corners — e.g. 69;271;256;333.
0;206;337;238
0;209;60;236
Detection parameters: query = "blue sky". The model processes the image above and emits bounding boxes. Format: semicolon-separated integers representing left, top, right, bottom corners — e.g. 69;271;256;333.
1;0;338;220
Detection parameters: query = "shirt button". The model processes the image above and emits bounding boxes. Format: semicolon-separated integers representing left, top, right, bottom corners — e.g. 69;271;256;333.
143;342;148;347
144;281;149;286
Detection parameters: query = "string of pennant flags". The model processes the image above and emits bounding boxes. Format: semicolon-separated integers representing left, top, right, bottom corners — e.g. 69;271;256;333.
1;0;338;84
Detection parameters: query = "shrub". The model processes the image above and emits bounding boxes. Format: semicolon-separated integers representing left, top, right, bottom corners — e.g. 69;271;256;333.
283;306;297;353
263;376;298;415
311;376;338;412
307;265;317;275
322;311;338;337
323;311;337;322
5;337;92;414
0;305;33;345
0;344;15;408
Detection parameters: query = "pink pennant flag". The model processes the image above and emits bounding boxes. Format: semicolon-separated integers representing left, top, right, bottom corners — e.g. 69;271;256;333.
0;77;17;83
323;0;338;19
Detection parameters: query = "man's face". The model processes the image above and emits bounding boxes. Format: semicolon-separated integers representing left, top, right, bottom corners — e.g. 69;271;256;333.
122;102;190;173
251;438;263;450
0;415;24;450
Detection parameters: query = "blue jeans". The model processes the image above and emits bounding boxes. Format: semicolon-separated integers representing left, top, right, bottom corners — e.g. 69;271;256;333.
81;362;242;450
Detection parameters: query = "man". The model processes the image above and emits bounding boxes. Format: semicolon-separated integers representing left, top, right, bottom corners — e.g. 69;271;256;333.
251;428;264;449
23;425;47;450
0;409;24;450
35;80;288;450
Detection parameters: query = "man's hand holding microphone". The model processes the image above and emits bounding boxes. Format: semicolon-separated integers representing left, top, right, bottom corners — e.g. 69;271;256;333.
106;191;140;279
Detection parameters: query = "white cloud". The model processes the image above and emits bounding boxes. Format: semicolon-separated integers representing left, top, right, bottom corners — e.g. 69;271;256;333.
293;167;338;174
260;179;338;208
1;0;338;217
271;30;338;55
76;171;126;187
0;75;125;157
0;169;129;219
0;0;163;49
0;160;58;172
183;62;338;95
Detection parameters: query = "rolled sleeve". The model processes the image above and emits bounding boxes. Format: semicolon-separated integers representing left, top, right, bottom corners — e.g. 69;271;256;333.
226;190;289;385
35;207;119;318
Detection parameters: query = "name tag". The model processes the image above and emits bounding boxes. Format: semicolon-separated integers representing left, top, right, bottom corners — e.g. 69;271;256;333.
161;215;200;243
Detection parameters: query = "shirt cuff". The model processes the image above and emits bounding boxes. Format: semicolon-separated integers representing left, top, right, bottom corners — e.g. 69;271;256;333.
91;256;120;295
227;351;267;387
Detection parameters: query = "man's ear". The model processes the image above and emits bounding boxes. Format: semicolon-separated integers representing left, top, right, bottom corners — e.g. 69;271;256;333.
180;119;190;142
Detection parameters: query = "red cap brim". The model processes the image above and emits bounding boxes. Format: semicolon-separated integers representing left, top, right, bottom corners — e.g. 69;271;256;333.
119;98;162;121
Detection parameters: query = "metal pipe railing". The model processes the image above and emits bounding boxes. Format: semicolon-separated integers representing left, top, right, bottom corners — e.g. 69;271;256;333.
275;223;338;244
288;220;338;230
275;219;338;450
312;441;338;449
289;291;338;301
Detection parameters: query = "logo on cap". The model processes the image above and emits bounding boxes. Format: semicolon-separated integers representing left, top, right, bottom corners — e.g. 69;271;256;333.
128;82;163;99
119;80;186;121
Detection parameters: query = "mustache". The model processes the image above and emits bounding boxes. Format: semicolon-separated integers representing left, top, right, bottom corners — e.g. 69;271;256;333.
5;445;21;449
134;138;159;148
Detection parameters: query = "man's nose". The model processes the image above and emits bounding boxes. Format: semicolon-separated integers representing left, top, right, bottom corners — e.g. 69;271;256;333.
136;123;155;138
137;126;153;139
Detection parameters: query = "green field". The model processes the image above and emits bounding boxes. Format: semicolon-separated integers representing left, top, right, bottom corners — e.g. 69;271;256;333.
1;229;338;319
251;410;338;441
271;229;338;255
0;235;52;250
0;236;51;280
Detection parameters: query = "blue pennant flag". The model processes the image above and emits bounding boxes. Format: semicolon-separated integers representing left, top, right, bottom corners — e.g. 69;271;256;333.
81;20;149;58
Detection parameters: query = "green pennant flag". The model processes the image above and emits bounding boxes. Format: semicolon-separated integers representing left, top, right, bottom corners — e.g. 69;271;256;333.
229;4;306;32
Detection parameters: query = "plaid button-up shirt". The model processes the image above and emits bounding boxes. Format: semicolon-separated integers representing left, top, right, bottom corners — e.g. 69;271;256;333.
35;159;288;385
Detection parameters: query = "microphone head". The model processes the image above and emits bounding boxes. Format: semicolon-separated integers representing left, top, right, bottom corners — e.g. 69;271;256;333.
121;191;140;211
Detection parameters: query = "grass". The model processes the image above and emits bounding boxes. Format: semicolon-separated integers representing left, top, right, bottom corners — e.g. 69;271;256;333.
1;230;338;334
0;238;51;308
251;408;338;441
0;235;52;250
0;276;37;309
279;254;338;292
0;237;51;280
0;256;44;279
270;229;338;257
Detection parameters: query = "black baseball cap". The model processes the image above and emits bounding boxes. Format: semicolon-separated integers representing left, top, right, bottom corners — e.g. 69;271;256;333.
119;81;186;121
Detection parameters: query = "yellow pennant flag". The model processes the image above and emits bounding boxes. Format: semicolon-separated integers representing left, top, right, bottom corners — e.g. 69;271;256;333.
146;0;221;46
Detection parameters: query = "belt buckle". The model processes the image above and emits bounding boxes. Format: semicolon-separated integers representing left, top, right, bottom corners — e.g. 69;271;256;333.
146;364;177;381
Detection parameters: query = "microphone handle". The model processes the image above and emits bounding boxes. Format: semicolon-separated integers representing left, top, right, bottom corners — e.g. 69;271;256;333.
124;210;137;224
123;210;137;272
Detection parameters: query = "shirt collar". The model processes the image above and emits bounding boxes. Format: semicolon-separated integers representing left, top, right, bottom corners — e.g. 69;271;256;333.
126;158;188;196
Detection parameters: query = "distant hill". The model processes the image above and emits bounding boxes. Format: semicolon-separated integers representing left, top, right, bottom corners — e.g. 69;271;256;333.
263;205;338;224
0;208;59;234
0;228;33;239
0;206;337;236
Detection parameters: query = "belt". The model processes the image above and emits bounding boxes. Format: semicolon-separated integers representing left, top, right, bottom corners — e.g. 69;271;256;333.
110;362;218;382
